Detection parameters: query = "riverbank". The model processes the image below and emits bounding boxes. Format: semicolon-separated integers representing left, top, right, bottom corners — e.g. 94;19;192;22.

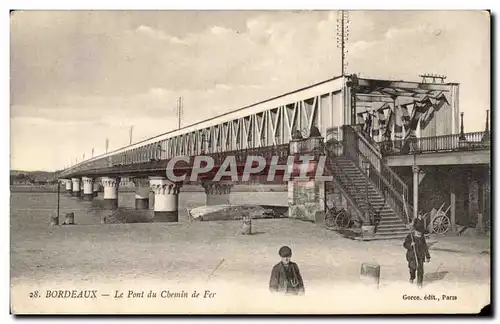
11;217;490;314
10;192;490;314
10;184;287;193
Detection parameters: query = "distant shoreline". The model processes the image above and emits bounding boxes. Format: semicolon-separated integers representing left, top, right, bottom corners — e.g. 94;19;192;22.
10;184;287;193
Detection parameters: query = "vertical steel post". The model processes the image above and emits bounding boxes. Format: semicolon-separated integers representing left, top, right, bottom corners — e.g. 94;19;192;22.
57;181;61;221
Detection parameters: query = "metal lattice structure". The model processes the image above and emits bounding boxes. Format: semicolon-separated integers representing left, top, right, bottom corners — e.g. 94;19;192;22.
60;75;460;179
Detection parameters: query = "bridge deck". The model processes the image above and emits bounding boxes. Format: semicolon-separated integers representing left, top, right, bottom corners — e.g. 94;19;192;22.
59;75;462;178
380;131;490;166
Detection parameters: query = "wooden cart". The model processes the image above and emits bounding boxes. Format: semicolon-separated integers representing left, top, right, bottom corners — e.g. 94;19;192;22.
324;200;351;229
422;203;452;234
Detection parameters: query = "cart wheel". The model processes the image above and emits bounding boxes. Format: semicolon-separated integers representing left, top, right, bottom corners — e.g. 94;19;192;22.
324;210;336;228
335;210;350;229
431;214;451;234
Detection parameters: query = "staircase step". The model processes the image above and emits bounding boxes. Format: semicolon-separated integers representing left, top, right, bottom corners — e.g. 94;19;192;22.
379;226;406;231
378;218;405;223
379;215;399;219
379;222;405;226
379;214;402;218
378;225;406;230
352;234;408;241
376;230;410;236
379;217;406;222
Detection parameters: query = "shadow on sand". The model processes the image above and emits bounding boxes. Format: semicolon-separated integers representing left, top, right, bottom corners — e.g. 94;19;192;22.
247;231;266;235
424;271;449;284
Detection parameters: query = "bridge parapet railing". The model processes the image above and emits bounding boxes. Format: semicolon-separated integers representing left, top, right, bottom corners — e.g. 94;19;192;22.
210;144;290;166
379;131;491;156
289;136;325;160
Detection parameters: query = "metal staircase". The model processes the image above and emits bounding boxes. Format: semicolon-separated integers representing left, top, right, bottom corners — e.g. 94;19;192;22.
324;125;412;239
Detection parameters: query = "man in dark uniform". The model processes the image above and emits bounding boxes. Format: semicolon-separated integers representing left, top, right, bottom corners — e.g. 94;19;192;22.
403;223;431;288
269;246;305;295
412;209;427;233
364;113;373;138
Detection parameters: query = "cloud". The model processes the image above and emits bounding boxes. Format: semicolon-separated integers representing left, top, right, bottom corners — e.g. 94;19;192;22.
210;25;232;35
10;11;490;171
384;25;435;40
135;24;185;44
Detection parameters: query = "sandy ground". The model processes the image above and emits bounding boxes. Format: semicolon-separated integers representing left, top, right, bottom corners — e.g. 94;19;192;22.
10;192;491;314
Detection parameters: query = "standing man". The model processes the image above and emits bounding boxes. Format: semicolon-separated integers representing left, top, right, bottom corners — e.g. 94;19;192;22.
413;209;427;233
364;113;373;138
269;246;305;295
403;223;431;288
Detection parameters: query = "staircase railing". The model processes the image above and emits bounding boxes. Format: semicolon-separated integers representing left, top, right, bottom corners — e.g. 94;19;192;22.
342;125;411;225
324;140;378;224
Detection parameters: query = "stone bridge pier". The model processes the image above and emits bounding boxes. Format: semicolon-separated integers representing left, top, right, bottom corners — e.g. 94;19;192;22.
82;177;94;201
65;179;73;194
71;178;81;198
133;178;150;210
93;180;100;197
287;129;326;223
101;176;120;210
150;176;182;222
201;180;233;206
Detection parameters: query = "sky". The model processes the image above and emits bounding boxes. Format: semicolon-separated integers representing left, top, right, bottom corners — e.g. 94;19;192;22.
10;10;490;171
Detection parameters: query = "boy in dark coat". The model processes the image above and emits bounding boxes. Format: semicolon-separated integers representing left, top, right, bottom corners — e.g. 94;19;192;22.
412;209;427;232
403;223;431;288
269;246;305;295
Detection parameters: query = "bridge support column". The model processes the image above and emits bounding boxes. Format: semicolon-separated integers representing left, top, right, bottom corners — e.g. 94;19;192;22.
201;181;233;206
82;177;94;201
71;178;81;197
412;165;420;221
287;129;326;223
93;180;100;197
450;188;456;233
65;179;73;194
102;177;120;210
288;179;326;222
468;175;480;227
80;180;85;199
150;177;181;222
133;178;150;210
149;190;155;210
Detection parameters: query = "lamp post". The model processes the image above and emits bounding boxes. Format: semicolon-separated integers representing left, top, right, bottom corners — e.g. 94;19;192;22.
482;110;490;144
156;144;162;161
458;112;467;150
362;159;371;226
201;133;206;154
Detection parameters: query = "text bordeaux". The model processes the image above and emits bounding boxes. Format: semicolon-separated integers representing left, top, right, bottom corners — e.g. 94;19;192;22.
46;290;98;299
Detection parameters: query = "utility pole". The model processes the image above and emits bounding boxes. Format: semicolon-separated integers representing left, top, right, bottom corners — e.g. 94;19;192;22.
176;96;183;130
129;126;134;145
336;10;350;76
92;148;94;158
105;138;109;153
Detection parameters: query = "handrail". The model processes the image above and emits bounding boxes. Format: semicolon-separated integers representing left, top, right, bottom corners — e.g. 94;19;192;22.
379;131;491;156
343;125;410;225
352;125;383;160
324;140;378;224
